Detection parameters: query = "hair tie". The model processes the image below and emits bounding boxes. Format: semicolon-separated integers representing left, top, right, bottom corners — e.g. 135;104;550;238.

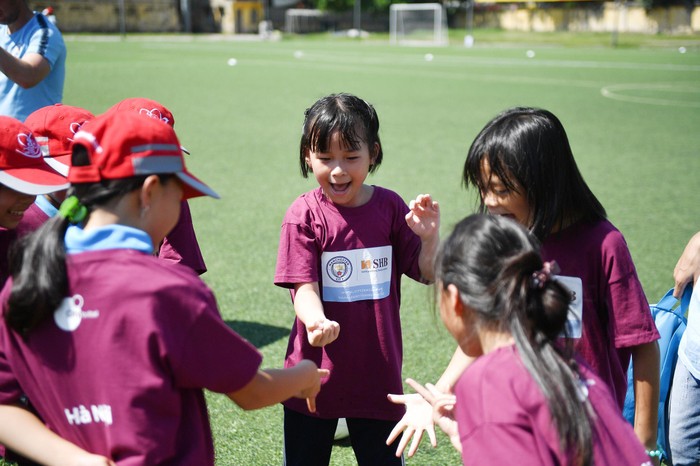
58;196;88;224
531;261;560;289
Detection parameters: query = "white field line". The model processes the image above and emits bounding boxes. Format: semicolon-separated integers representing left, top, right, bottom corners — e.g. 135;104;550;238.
601;83;700;107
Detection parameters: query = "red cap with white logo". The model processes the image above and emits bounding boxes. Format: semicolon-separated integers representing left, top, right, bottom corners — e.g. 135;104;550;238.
69;111;219;200
25;103;95;177
106;97;175;127
104;97;191;154
0;116;71;195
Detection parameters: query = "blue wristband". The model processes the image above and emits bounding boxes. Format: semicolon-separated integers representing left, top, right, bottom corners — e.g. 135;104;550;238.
645;449;661;458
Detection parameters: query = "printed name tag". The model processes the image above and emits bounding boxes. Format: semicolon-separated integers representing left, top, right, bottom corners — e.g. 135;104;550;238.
321;246;392;302
556;275;583;339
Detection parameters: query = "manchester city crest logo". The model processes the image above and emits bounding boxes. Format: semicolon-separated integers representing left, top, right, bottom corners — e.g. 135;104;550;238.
326;256;352;283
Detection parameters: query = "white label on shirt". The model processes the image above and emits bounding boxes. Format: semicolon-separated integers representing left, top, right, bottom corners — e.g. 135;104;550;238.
555;275;583;339
54;294;100;332
321;246;392;302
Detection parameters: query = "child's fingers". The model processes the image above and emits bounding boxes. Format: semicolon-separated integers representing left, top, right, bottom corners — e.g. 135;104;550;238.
426;424;437;447
425;383;446;398
407;429;424;457
406;378;435;404
395;427;415;457
386;421;405;446
433;396;457;414
306;395;317;413
386;393;408;405
319;320;339;346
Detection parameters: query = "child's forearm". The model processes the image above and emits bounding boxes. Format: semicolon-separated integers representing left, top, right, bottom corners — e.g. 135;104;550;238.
435;347;475;393
418;235;439;283
227;360;320;410
293;282;326;325
631;341;660;450
0;404;111;465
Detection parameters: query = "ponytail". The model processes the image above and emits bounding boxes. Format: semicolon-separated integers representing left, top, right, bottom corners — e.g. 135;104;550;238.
4;173;161;336
498;253;593;466
6;214;70;335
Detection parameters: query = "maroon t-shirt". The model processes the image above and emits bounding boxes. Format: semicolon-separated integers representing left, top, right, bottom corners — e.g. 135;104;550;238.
454;345;650;465
0;249;261;464
158;201;207;275
541;220;659;407
275;186;424;420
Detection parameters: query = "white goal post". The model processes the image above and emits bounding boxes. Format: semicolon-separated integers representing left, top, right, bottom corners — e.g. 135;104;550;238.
389;3;448;46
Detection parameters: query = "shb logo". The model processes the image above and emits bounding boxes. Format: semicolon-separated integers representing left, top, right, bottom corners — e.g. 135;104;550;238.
326;256;352;283
54;294;100;331
16;133;42;158
361;257;389;270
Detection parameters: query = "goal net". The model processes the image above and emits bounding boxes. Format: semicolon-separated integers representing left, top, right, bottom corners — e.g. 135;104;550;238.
285;9;326;34
389;3;448;46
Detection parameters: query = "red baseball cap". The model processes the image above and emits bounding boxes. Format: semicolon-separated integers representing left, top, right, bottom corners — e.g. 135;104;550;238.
69;112;219;200
25;103;95;177
0;116;71;195
105;97;191;154
106;97;176;127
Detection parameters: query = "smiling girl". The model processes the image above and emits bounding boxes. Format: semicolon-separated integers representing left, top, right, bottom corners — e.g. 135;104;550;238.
0;115;69;284
274;93;440;465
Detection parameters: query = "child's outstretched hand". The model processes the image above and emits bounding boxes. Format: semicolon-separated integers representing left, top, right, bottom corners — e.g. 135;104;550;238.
386;391;437;457
406;378;461;453
293;360;330;413
306;318;340;347
405;194;440;240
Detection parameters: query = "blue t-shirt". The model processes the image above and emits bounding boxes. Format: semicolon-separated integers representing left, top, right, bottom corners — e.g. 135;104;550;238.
0;13;65;121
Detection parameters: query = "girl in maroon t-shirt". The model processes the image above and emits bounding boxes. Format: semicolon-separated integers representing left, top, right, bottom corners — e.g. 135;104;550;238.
461;107;659;453
0;112;326;464
410;214;650;466
275;93;440;465
390;108;659;462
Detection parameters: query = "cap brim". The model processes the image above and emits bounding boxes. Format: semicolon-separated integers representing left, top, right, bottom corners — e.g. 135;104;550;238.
43;155;71;177
176;171;219;200
0;167;70;195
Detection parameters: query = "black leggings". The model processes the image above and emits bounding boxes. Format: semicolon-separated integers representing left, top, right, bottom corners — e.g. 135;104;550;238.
283;407;405;466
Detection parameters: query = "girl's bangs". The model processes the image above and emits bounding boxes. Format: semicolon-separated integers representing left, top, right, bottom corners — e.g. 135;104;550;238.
307;113;363;153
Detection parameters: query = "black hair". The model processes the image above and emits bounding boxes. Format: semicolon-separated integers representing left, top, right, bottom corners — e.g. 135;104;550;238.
299;93;383;178
5;144;173;336
462;107;606;241
436;214;593;466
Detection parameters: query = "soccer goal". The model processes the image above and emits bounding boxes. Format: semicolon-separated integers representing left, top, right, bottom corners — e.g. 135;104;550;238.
285;9;326;34
389;3;448;46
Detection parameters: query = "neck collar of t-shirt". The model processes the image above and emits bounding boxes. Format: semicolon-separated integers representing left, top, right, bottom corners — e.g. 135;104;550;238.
7;12;35;36
315;185;378;214
34;194;59;218
65;224;153;255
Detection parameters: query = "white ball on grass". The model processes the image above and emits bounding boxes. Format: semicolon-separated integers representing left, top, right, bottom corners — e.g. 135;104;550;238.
424;53;434;62
526;50;535;58
227;58;238;66
679;46;687;54
293;50;304;59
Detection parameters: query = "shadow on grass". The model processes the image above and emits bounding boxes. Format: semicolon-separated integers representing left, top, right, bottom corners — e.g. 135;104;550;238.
225;320;290;349
333;437;352;448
